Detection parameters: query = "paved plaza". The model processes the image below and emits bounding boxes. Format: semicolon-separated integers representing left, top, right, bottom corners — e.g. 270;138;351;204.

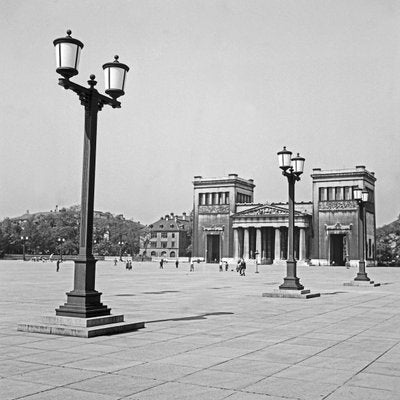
1;260;400;399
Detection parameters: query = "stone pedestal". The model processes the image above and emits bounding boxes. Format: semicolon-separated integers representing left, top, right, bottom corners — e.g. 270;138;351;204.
17;314;145;338
343;280;380;287
262;289;320;299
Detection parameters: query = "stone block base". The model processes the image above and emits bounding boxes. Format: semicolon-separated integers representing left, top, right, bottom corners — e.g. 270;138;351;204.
262;289;320;299
17;314;145;338
343;281;381;287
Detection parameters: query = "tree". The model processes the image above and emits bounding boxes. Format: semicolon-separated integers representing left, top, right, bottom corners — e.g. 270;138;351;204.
0;206;144;258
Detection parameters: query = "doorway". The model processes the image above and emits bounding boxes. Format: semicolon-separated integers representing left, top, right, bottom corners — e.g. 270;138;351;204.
206;235;220;263
330;234;345;266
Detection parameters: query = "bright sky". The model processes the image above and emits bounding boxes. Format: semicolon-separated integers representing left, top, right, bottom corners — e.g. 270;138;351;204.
1;0;399;226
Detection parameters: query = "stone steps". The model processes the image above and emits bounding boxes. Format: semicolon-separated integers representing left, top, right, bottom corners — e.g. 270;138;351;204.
17;314;145;338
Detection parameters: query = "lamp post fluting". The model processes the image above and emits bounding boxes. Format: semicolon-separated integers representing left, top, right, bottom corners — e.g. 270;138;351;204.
353;187;370;281
53;30;129;318
277;147;305;290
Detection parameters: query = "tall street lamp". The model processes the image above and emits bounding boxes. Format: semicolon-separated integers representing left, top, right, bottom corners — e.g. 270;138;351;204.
17;31;144;336
118;241;124;261
54;30;129;318
255;250;259;273
353;187;370;282
277;147;305;290
21;236;29;261
57;237;65;262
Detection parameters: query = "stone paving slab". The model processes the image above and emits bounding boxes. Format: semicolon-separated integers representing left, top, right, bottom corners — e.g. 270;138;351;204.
17;387;120;400
0;378;54;400
1;260;400;399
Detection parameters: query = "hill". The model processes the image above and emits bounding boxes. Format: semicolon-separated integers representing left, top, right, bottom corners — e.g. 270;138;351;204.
376;216;400;265
0;206;145;257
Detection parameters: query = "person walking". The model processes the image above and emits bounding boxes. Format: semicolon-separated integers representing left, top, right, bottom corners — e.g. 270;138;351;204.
190;259;194;272
237;258;242;275
175;259;179;268
160;258;164;269
225;260;229;272
219;260;223;272
240;258;246;276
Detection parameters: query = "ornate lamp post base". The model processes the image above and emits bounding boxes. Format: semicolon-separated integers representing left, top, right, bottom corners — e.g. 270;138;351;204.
278;260;304;290
56;292;111;318
55;257;111;318
354;273;370;281
279;277;304;290
354;261;370;281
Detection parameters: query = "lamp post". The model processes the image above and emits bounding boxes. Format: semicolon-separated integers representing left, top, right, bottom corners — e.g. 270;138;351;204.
353;187;370;281
118;241;124;261
57;237;65;261
53;30;129;318
255;250;259;273
277;147;305;290
21;236;29;261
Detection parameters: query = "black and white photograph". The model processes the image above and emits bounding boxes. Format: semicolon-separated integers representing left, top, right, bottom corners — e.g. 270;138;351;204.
1;1;400;399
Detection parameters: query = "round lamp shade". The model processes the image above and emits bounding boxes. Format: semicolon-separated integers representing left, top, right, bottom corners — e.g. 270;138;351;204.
353;187;362;200
53;30;84;79
102;55;129;99
291;153;305;175
277;147;292;170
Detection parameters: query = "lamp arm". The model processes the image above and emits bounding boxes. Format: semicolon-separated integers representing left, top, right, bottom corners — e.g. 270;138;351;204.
58;78;121;109
282;170;301;182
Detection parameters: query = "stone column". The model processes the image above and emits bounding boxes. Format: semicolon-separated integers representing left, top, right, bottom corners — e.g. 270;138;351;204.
256;228;262;262
213;192;218;205
261;228;267;264
274;228;281;261
266;228;273;264
299;228;306;261
243;228;249;260
233;228;240;259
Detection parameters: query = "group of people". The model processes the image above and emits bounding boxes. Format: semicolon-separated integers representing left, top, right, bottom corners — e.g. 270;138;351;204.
218;258;246;275
30;256;49;262
113;258;133;270
219;260;230;272
159;258;180;269
125;259;133;270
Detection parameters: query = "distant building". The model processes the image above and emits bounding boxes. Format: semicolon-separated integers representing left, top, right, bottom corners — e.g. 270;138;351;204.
141;212;191;259
192;166;376;266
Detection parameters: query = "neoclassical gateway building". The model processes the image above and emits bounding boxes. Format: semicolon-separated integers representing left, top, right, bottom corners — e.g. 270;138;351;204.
192;166;376;266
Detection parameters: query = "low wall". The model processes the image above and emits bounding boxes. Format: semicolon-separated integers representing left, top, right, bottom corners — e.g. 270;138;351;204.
3;254;105;261
310;258;377;267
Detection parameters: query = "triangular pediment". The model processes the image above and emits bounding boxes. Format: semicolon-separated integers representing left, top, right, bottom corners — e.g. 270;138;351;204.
234;203;305;217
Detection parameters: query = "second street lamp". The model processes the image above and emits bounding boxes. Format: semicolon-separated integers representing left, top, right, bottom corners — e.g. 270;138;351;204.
353;187;370;282
277;147;305;290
